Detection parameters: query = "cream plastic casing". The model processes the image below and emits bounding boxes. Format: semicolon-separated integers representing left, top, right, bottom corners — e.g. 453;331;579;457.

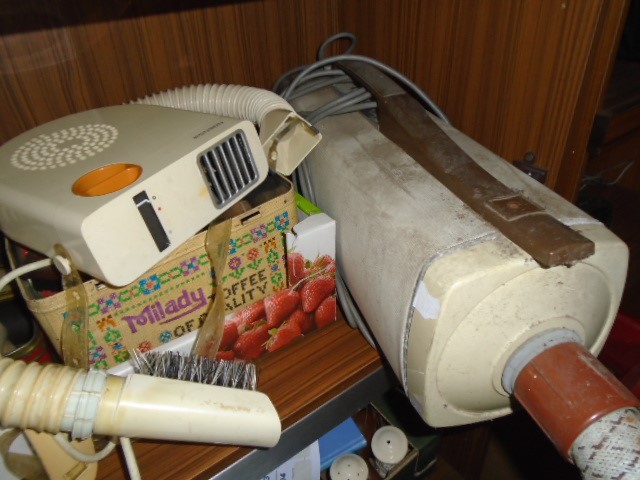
0;104;268;286
406;225;627;427
0;357;281;449
293;88;629;428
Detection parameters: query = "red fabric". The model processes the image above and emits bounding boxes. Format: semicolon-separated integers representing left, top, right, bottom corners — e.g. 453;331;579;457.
599;311;640;396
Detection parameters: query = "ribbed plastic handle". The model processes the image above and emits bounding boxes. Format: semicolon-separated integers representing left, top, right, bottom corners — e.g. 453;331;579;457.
93;374;281;447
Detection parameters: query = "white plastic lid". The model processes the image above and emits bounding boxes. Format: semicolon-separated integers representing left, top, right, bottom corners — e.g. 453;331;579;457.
371;425;408;465
329;453;369;480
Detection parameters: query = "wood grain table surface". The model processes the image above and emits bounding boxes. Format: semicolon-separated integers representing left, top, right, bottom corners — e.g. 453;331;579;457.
96;316;383;479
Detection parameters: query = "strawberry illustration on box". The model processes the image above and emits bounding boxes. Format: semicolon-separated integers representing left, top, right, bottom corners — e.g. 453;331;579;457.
216;213;337;360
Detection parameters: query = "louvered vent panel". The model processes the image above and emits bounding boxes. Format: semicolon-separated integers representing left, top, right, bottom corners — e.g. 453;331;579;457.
199;131;259;207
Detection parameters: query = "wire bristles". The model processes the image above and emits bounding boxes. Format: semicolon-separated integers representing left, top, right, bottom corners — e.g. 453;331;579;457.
131;350;257;390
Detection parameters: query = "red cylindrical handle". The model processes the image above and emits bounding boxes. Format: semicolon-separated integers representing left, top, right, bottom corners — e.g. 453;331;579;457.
513;341;640;458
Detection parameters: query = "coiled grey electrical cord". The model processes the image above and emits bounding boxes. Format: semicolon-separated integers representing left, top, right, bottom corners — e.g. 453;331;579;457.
275;32;449;345
275;72;351;101
306;87;372;124
274;32;450;205
317;32;359;59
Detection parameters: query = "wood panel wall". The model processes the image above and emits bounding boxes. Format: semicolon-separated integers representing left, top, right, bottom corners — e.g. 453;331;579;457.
0;0;629;200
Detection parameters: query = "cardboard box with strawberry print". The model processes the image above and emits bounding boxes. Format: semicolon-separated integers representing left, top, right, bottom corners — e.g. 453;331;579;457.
217;212;337;360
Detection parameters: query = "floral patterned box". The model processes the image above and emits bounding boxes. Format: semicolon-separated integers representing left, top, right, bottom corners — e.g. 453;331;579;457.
13;173;297;370
215;206;337;361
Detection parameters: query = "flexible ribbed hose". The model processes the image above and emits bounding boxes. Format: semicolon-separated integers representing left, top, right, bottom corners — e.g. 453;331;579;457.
133;84;294;126
134;83;320;176
0;357;281;447
0;358;82;435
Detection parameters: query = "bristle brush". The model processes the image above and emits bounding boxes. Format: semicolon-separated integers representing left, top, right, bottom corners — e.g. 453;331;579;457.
131;349;258;390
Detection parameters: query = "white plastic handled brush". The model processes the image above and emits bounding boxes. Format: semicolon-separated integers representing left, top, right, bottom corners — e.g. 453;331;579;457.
0;356;281;448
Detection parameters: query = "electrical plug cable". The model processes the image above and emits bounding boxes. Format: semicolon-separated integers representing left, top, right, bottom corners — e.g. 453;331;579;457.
0;258;52;294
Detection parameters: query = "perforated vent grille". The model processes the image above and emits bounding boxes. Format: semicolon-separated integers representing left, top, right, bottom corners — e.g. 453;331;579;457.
199;131;259;207
11;124;118;171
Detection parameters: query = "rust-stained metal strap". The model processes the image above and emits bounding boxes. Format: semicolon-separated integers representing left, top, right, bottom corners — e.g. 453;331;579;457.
336;61;594;267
